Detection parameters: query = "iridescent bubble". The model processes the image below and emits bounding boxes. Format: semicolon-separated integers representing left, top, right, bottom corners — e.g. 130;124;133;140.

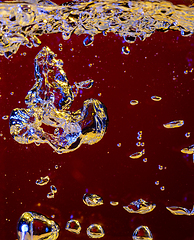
65;219;81;234
83;193;103;207
36;176;50;186
163;120;184;128
132;226;153;240
185;132;190;138
158;165;163;170
2;115;9;120
17;212;59;240
155;181;159;185
166;206;193;216
151;95;162;101
87;224;105;238
129;151;143;159
123;199;156;214
122;46;130;55
130;100;139;106
110;201;119;206
181;144;194;154
83;35;94;46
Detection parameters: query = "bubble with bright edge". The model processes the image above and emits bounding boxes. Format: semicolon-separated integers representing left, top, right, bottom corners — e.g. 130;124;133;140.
151;96;162;101
36;176;50;186
123;199;156;214
185;132;190;138
132;226;153;240
87;224;105;238
163;120;184;128
129;151;143;159
122;46;130;55
65;219;81;234
166;206;194;216
130;100;139;106
110;201;119;206
83;193;103;207
181;144;194;154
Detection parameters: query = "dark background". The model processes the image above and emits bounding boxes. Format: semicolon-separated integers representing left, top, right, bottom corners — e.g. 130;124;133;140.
0;0;194;239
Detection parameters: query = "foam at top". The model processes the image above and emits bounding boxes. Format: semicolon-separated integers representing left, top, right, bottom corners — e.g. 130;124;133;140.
0;0;194;58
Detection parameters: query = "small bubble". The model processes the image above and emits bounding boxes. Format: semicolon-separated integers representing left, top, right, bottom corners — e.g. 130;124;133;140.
141;142;145;147
88;63;93;67
0;133;3;137
87;224;105;238
59;43;62;47
2;115;9;120
185;132;190;138
3;137;6;140
10;92;14;95
83;35;94;46
122;46;130;55
98;93;102;96
172;76;177;80
143;158;147;162
138;131;142;135
136;142;141;147
110;201;119;206
189;68;193;73
47;192;55;198
55;165;58;169
36;176;50;186
155;181;159;185
160;186;165;191
35;142;40;146
59;47;63;51
158;165;163;170
142;149;145;155
130;100;139;105
184;70;188;74
51;214;55;218
65;219;81;234
151;95;162;101
137;135;142;140
117;143;121;147
50;185;57;193
70;48;74;51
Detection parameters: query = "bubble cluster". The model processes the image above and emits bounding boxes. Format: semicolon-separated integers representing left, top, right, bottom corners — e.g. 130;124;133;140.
1;0;194;57
9;47;108;154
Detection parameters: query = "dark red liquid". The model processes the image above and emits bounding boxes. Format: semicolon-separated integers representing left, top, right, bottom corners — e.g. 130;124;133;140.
0;0;194;239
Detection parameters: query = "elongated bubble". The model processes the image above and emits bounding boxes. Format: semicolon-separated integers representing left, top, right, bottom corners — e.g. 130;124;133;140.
129;151;143;159
151;96;162;101
123;199;156;214
110;201;119;206
166;206;194;216
17;212;60;240
65;219;81;234
1;0;194;57
9;47;108;154
132;226;153;240
181;144;194;154
36;176;50;186
87;224;105;238
163;120;184;128
83;193;103;207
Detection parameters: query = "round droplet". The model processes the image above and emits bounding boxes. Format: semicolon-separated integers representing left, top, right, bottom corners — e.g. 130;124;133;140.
2;115;9;120
158;165;163;170
55;165;58;169
185;132;190;138
117;143;121;147
132;226;153;240
155;181;159;185
122;46;130;55
160;186;165;191
87;224;105;238
143;158;147;162
151;95;162;101
130;100;139;106
65;219;81;234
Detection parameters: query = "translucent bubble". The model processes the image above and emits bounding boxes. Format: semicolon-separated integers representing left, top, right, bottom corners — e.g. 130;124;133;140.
130;100;139;106
143;158;147;162
151;95;162;101
87;224;105;238
141;142;145;147
17;212;59;240
138;131;142;135
123;199;156;214
132;226;153;240
160;186;165;191
137;135;142;140
47;192;55;199
166;206;194;216
10;92;14;95
155;181;159;185
2;115;9;120
36;176;50;186
65;219;81;234
59;43;62;47
158;165;163;170
110;201;119;206
163;120;184;129
129;151;143;159
55;165;58;169
98;93;102;96
83;193;103;207
117;143;121;147
136;142;141;147
83;35;94;46
185;132;190;138
50;185;57;194
181;144;194;154
122;46;130;55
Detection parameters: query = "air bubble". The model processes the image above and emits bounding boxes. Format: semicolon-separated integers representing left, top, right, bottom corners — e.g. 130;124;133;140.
151;95;162;101
185;132;190;138
117;143;121;147
83;35;94;46
136;142;141;147
160;186;165;191
184;70;188;74
17;212;59;240
50;185;57;193
2;115;9;120
55;165;58;169
130;100;139;106
122;46;130;55
158;165;163;170
132;226;153;240
65;219;81;234
143;158;147;162
163;120;184;128
83;193;103;207
87;224;105;238
155;181;159;185
181;144;194;154
36;176;50;186
110;201;119;206
129;151;143;159
123;199;156;214
47;192;55;199
166;206;194;216
10;92;14;95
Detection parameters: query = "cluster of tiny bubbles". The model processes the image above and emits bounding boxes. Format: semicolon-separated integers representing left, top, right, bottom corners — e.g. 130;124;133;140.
158;165;163;170
117;143;121;147
122;46;130;55
65;219;81;234
151;96;162;101
136;142;145;147
130;100;139;106
185;132;191;138
83;35;94;46
36;176;50;186
155;181;159;185
87;224;105;238
160;186;165;191
2;115;9;120
10;92;14;95
143;158;147;163
20;52;26;56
